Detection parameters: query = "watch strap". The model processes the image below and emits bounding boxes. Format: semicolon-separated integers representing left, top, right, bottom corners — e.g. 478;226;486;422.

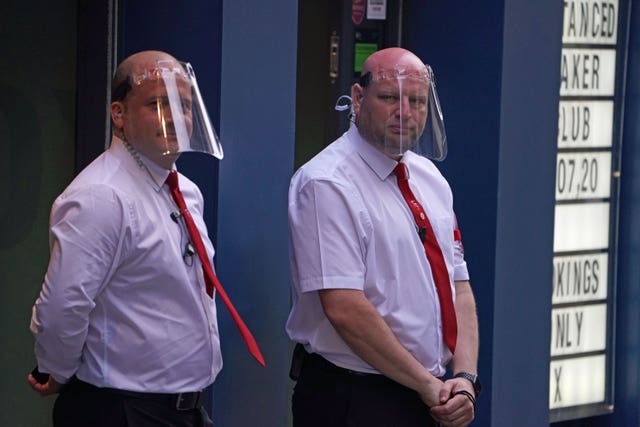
453;371;481;397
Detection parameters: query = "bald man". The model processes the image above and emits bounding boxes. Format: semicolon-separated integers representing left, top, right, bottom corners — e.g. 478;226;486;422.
286;48;479;427
28;51;221;427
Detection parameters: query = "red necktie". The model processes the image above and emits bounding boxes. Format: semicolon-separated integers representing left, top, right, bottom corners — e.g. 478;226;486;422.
166;171;266;366
393;162;457;354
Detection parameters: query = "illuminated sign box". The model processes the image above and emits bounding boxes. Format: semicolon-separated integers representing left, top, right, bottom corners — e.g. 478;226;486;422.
551;0;623;420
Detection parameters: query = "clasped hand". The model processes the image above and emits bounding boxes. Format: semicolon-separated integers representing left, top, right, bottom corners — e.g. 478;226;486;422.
428;378;475;427
27;373;63;396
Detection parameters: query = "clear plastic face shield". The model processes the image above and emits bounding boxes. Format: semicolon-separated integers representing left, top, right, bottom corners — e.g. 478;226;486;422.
355;64;447;161
113;59;223;159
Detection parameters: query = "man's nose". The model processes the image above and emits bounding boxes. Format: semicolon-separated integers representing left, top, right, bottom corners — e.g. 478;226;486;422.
396;96;412;118
156;99;176;116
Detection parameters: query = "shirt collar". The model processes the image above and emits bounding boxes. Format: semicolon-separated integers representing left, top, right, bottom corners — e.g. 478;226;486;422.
110;136;174;191
348;124;399;181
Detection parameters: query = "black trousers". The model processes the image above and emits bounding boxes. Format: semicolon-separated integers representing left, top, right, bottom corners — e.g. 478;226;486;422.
52;379;214;427
291;346;437;427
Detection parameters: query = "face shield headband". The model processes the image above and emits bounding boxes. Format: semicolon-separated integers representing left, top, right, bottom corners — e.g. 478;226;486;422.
113;60;223;160
359;64;447;161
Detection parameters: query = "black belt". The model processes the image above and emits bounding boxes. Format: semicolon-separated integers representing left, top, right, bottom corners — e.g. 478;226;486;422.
293;343;392;385
72;378;204;411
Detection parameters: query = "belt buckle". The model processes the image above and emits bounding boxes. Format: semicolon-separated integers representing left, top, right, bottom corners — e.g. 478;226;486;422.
175;391;201;411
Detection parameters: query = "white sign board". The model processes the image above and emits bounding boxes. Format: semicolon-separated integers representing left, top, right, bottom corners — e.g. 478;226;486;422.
553;203;610;252
551;304;607;356
553;253;609;304
555;152;612;200
560;49;616;96
562;0;618;44
550;355;606;408
558;100;614;149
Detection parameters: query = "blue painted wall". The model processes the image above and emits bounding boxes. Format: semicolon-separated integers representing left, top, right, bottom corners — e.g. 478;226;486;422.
214;0;297;425
493;3;562;425
403;3;505;423
606;2;640;425
119;1;296;425
405;1;562;425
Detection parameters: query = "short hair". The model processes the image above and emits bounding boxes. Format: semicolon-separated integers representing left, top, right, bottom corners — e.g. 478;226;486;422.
111;65;132;103
359;72;372;88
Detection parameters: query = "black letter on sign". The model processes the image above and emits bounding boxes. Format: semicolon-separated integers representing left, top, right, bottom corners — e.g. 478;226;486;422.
554;366;563;403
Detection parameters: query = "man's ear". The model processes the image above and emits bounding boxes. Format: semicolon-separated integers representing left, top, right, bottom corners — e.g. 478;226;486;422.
110;102;125;127
351;84;364;114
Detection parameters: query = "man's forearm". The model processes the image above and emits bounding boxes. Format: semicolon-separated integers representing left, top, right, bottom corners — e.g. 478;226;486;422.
319;288;443;407
449;281;479;375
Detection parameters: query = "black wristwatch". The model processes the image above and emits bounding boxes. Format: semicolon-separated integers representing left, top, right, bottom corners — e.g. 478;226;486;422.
454;372;482;397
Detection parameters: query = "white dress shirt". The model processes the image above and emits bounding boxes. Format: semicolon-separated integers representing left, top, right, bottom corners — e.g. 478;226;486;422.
286;124;469;377
30;136;222;393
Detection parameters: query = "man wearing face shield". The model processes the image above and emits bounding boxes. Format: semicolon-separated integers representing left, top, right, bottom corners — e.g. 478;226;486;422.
27;50;259;427
287;48;479;427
